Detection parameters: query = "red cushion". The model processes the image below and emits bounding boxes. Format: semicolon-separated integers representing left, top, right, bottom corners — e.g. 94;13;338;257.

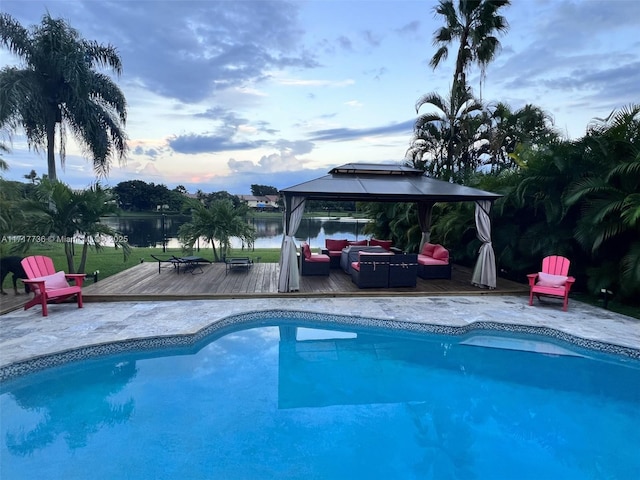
351;261;360;272
302;243;311;259
369;238;393;250
307;254;330;263
349;240;368;246
325;239;349;251
417;255;448;266
421;243;436;257
432;245;449;262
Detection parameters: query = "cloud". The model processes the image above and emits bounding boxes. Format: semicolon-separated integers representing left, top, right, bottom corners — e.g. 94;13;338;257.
275;78;356;87
132;146;160;158
227;139;314;174
6;0;321;104
396;20;421;37
345;100;363;108
309;119;414;142
273;140;314;155
169;134;268;154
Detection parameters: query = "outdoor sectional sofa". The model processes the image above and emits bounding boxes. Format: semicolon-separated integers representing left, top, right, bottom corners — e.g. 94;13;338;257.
417;243;451;280
323;238;394;270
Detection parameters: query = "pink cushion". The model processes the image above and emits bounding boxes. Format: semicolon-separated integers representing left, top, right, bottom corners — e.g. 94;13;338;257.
307;254;330;263
537;272;568;287
417;255;448;266
325;239;349;251
31;271;69;290
302;243;311;259
369;238;393;250
351;261;360;272
432;245;449;262
349;240;368;246
421;243;436;257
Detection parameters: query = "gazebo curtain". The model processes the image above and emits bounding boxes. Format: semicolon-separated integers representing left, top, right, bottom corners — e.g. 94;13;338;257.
417;201;434;252
278;196;306;292
471;200;496;289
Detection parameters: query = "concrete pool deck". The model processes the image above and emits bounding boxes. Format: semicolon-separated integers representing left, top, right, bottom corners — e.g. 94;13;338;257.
1;295;639;376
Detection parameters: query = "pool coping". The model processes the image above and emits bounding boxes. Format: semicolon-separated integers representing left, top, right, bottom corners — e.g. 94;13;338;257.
2;297;640;382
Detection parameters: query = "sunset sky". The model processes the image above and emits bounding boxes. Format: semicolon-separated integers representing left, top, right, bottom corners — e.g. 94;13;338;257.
1;0;639;194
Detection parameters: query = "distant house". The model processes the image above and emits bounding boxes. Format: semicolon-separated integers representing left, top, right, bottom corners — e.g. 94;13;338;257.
238;194;280;211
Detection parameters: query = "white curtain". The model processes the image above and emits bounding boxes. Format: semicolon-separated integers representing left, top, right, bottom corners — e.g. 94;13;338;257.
417;201;434;252
471;200;496;289
278;196;306;292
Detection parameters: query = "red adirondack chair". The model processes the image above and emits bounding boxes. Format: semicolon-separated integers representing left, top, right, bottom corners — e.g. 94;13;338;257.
527;255;575;311
21;256;86;316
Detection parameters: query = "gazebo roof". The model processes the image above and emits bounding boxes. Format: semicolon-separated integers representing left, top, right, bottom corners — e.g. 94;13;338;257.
281;163;502;203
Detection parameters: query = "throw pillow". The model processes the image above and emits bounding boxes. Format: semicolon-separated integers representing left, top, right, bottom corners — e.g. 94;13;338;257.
326;239;349;251
31;271;69;290
421;243;436;257
369;238;393;250
432;245;449;262
349;240;368;246
537;272;568;287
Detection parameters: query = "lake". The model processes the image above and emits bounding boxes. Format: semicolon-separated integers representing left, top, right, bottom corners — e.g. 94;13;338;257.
100;215;371;249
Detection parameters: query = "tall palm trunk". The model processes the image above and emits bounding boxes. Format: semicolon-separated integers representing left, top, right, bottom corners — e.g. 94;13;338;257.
64;241;75;273
46;116;57;180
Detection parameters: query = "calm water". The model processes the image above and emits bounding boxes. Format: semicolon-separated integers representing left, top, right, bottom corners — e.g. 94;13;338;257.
2;321;639;479
100;216;369;249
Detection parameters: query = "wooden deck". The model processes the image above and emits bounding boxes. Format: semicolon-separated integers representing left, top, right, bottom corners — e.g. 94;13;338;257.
0;261;529;314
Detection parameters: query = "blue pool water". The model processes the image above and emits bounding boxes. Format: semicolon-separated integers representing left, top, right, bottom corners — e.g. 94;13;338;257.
1;320;639;479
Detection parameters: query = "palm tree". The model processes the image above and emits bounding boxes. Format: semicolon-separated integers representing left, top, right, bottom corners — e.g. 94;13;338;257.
179;199;256;262
564;104;640;298
20;179;81;270
19;180;128;273
75;184;130;274
408;88;484;180
483;102;558;172
0;13;128;180
430;0;510;96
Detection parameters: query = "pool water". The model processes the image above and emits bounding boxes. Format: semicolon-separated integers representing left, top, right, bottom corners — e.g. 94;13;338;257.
1;321;639;479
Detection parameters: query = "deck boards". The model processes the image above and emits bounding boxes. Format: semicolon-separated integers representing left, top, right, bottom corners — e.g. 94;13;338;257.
0;261;529;314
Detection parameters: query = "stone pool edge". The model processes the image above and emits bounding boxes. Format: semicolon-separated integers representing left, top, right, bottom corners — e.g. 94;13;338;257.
2;308;639;382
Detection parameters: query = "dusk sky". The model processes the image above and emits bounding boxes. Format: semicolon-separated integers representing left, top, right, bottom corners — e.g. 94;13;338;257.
1;0;639;195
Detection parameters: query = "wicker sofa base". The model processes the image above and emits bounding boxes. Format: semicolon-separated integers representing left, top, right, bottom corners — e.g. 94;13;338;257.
417;263;451;280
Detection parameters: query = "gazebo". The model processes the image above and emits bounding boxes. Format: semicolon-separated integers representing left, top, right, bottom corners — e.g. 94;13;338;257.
278;163;502;292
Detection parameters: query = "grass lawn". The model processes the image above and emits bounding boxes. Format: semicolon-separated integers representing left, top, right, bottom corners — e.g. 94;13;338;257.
1;243;281;288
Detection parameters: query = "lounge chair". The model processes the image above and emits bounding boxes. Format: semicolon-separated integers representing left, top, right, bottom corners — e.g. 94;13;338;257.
151;254;180;274
527;255;575;311
225;257;253;275
21;255;86;317
171;256;211;274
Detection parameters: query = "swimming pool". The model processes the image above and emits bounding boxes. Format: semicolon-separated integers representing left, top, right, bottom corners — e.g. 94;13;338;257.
1;315;639;479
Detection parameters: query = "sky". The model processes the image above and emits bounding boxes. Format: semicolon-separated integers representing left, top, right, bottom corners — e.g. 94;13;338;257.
1;0;639;195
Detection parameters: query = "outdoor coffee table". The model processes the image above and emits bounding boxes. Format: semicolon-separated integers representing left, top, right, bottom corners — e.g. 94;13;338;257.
225;257;253;275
